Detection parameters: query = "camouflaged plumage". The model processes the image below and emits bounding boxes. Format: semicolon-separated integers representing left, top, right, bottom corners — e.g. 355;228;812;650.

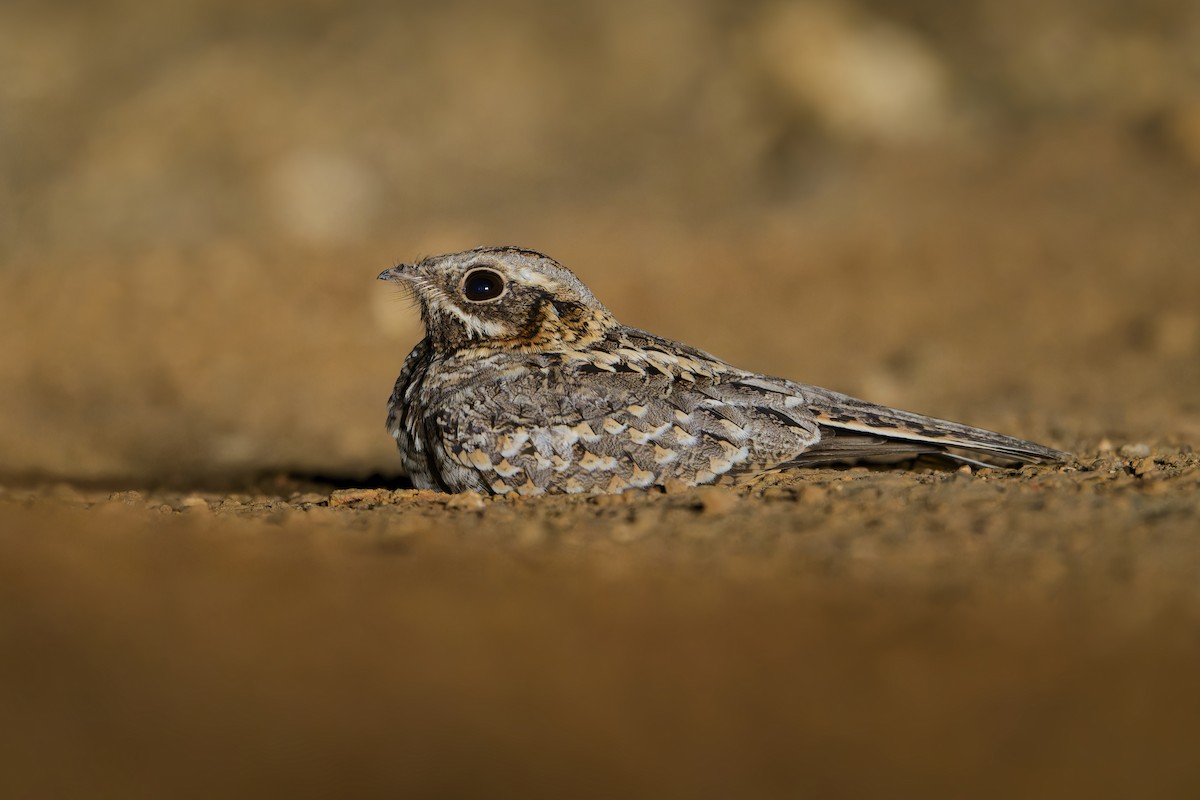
381;246;1067;495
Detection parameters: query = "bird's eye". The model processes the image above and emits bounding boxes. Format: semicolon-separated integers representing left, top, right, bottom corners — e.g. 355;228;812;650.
462;268;505;302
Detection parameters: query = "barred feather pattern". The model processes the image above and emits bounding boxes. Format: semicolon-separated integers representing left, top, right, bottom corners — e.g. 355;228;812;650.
381;247;1067;496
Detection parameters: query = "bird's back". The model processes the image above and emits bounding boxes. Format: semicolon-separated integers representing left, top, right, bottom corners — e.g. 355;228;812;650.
389;325;1063;495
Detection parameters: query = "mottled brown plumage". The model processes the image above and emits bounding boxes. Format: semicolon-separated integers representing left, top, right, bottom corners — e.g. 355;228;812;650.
380;246;1067;495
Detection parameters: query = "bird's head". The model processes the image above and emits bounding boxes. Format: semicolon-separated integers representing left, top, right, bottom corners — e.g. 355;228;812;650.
379;246;616;352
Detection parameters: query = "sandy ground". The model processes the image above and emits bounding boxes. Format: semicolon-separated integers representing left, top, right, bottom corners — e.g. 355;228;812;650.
4;1;1200;797
3;447;1200;798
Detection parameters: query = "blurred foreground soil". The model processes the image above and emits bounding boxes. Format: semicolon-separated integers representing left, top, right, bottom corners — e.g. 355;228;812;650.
3;1;1200;797
3;449;1200;798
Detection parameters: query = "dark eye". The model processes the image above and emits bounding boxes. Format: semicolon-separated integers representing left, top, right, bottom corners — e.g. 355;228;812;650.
462;268;505;302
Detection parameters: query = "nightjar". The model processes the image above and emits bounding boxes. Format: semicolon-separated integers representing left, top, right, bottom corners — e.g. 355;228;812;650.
381;246;1067;495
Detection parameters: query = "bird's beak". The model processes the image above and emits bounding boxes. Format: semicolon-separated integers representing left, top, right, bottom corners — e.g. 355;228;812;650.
378;265;409;282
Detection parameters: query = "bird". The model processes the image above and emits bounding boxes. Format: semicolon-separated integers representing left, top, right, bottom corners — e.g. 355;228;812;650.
379;246;1068;496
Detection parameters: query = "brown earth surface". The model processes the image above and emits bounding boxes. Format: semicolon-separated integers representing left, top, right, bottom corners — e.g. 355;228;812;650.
3;1;1200;798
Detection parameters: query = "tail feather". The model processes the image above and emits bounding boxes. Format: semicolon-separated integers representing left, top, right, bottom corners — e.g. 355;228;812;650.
803;387;1069;467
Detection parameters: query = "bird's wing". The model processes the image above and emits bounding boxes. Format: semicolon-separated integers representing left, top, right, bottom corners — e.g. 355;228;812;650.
432;331;1066;495
724;376;1069;467
431;357;822;494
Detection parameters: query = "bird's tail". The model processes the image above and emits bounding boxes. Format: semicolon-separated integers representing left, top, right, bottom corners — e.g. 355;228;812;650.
795;387;1069;468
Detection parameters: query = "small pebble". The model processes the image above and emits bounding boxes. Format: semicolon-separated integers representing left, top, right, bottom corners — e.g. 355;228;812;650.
695;486;738;515
108;490;145;506
662;478;691;495
180;496;211;515
1120;443;1152;458
216;498;244;514
392;489;444;503
329;488;389;508
445;492;485;511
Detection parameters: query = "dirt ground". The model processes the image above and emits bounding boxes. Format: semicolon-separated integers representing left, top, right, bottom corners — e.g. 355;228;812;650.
4;2;1200;798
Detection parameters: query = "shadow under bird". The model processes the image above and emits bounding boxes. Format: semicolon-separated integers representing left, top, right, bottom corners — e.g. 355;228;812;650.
379;246;1068;495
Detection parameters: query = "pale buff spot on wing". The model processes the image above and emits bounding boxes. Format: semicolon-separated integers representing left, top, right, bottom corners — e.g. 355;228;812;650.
498;431;530;459
783;396;805;408
709;452;743;476
628;466;656;488
648;422;674;439
647;350;679;364
695;469;717;485
653;445;679;465
706;440;750;476
717;419;750;440
602;418;628;435
468;450;494;471
494;458;522;478
643;352;676;375
516;478;543;496
573;421;601;442
563;477;586;494
580;350;621;371
707;455;730;475
673;409;691;424
672;425;699;446
606;474;629;493
720;440;751;462
578;451;618;472
455;449;489;470
490;479;513;494
627;404;648;418
550;453;569;471
628;422;672;445
550;425;580;446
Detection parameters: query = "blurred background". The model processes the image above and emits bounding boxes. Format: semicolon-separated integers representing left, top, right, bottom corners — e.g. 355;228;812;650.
5;5;1200;799
3;0;1200;481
